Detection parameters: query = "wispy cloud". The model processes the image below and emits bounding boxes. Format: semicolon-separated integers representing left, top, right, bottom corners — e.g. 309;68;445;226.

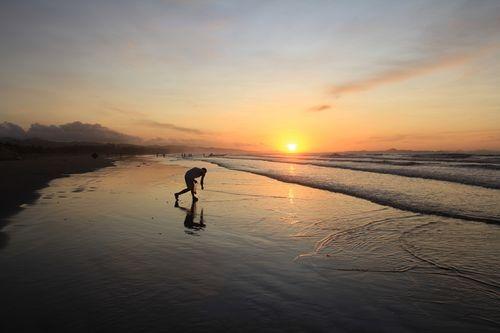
102;104;146;117
360;134;437;144
137;119;206;135
359;129;500;144
143;137;258;150
331;1;500;96
307;104;331;112
101;104;209;136
331;52;484;95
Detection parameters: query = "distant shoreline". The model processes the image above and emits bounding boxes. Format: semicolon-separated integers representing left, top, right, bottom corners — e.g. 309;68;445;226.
0;154;116;230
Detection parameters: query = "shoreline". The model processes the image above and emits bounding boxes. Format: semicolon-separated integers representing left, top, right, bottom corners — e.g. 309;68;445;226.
0;153;116;229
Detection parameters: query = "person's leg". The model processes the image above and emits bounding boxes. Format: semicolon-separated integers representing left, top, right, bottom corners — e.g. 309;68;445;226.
176;176;194;200
175;188;191;200
191;189;198;201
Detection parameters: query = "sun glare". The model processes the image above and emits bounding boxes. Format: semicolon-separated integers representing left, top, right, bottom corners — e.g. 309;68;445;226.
287;143;297;152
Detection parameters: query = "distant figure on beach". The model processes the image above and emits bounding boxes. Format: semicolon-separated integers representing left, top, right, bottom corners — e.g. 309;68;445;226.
174;167;207;202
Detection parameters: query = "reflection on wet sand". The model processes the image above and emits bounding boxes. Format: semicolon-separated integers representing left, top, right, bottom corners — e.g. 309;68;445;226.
0;232;9;249
175;201;205;233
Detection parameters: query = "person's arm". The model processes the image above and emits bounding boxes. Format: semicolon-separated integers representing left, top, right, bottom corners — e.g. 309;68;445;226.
201;174;205;190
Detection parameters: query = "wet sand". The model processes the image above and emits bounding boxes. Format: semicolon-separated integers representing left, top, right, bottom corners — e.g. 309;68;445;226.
0;154;115;229
0;157;498;332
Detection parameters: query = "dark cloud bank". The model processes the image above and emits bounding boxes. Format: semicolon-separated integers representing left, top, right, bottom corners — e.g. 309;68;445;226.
0;121;140;143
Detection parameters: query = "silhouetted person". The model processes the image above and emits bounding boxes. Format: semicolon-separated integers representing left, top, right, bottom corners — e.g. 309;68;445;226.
174;167;207;202
175;201;205;230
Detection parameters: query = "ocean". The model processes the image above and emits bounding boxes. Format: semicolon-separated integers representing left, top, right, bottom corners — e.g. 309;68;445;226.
203;152;500;223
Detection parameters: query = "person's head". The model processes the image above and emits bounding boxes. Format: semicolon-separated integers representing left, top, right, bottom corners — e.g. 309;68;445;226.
201;167;207;175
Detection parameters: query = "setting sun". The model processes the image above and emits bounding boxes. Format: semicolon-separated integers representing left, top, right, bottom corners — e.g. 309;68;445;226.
287;143;298;152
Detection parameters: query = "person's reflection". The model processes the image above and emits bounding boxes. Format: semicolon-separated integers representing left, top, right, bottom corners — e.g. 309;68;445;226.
175;201;205;231
0;232;9;250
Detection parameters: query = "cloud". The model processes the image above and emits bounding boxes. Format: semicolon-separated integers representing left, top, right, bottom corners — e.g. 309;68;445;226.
361;134;436;143
143;136;211;147
1;120;217;145
331;52;482;95
143;136;260;150
0;122;26;139
308;104;331;112
331;1;500;96
23;121;140;143
2;121;141;143
137;119;207;135
100;104;209;135
359;129;500;144
103;105;146;117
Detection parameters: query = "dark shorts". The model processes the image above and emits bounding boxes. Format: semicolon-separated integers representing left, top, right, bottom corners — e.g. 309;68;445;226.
185;175;195;190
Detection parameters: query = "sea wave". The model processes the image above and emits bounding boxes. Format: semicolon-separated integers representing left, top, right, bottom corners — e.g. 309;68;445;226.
218;155;500;189
204;157;500;224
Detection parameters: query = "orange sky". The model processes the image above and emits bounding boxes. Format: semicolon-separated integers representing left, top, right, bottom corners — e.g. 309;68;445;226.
1;0;499;152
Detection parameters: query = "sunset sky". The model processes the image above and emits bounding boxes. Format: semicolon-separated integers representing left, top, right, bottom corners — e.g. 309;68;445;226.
1;0;499;152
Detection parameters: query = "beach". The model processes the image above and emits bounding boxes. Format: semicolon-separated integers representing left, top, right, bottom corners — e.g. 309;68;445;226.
0;156;498;332
0;154;115;228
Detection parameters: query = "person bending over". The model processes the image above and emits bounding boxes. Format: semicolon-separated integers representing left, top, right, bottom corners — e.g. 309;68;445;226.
175;167;207;202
